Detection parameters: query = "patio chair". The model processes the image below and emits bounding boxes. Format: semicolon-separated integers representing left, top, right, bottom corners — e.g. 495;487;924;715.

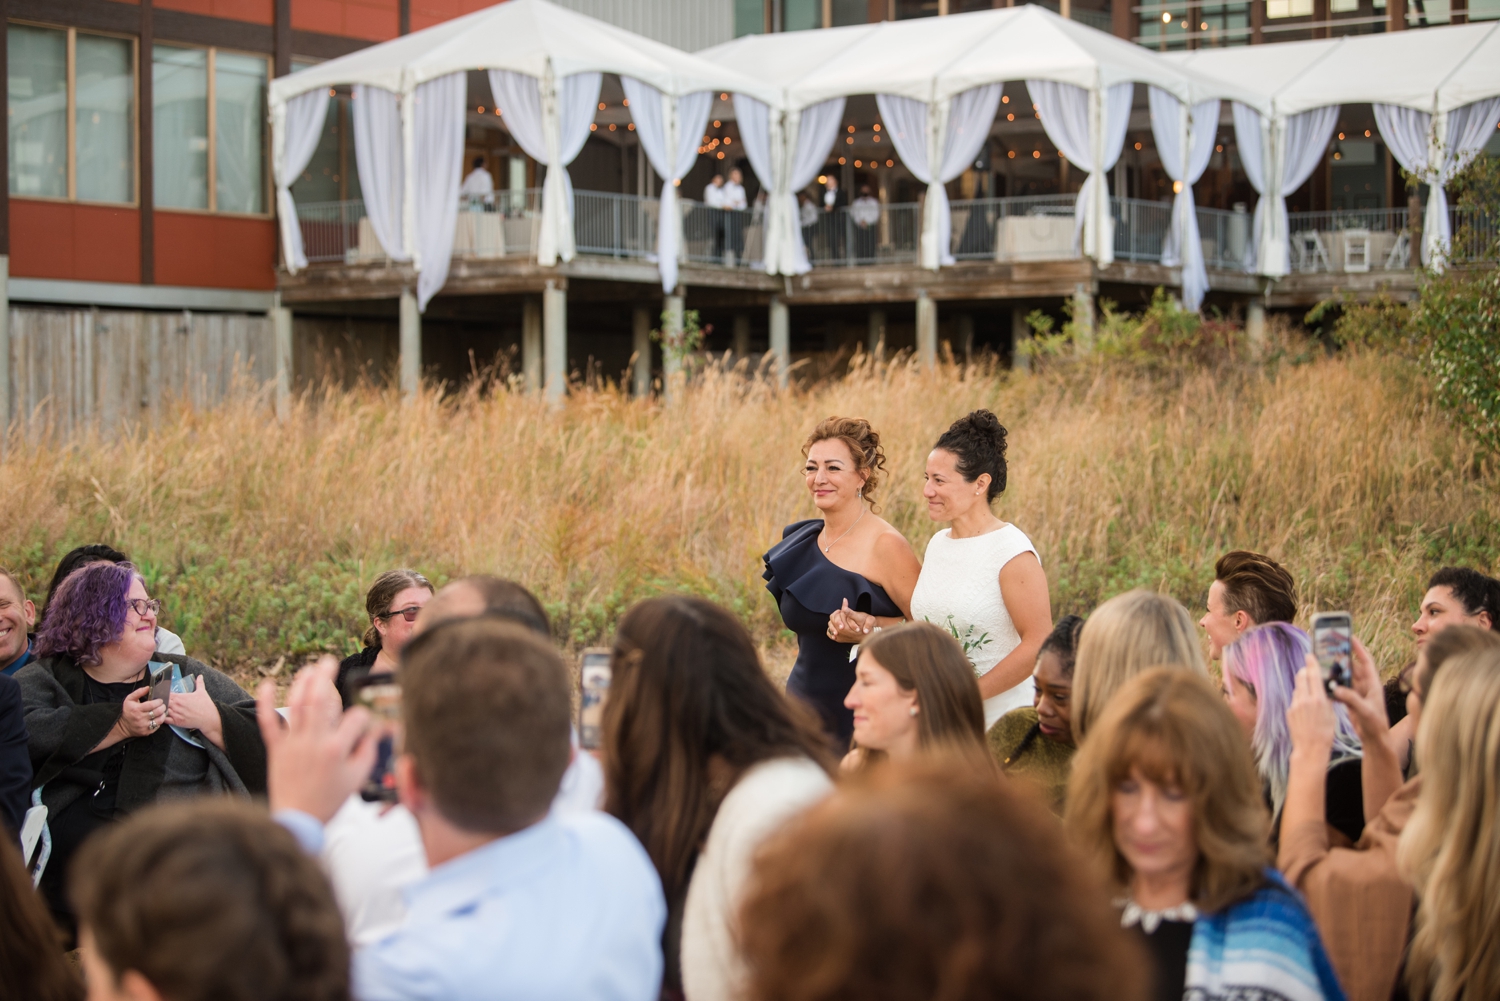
1385;230;1412;270
1291;230;1331;273
1342;228;1371;273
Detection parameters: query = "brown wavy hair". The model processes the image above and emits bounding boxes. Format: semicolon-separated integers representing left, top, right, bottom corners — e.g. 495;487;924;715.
69;799;350;1001
602;596;833;914
738;755;1148;1001
1065;668;1269;914
803;416;887;510
1214;550;1298;626
1;838;81;1001
854;622;986;763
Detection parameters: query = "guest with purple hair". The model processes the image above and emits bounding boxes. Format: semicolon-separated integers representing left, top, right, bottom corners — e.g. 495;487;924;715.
1221;622;1364;846
15;561;264;940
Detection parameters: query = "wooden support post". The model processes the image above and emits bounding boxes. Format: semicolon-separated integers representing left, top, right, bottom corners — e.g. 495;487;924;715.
632;305;652;397
1011;306;1031;371
522;297;542;393
732;313;751;360
543;280;567;405
0;255;9;435
956;313;974;364
915;289;937;369
867;307;886;357
272;294;293;420
399;288;420;401
769;295;789;389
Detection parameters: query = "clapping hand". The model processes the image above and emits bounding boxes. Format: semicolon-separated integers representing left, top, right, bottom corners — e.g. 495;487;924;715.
827;598;877;644
257;655;377;824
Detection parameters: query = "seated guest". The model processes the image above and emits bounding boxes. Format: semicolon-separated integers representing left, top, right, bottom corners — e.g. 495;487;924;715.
840;621;986;772
737;757;1148;1001
1;567;38;676
0;837;82;1001
1222;623;1364;845
602;596;834;1001
1386;566;1499;770
1395;644;1500;1001
261;619;666;1001
19;561;263;937
337;569;433;703
0;669;28;839
70;799;348;1001
988;614;1083;812
1281;625;1500;1001
1199;550;1298;661
322;576;597;947
1066;669;1344;1001
1071;590;1207;742
42;545;186;657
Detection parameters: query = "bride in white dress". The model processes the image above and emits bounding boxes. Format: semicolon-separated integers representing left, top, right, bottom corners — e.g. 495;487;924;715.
900;411;1053;729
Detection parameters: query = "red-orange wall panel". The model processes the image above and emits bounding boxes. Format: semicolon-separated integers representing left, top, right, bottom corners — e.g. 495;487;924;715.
156;0;274;24
411;0;500;31
154;212;277;289
293;0;400;41
11;201;141;284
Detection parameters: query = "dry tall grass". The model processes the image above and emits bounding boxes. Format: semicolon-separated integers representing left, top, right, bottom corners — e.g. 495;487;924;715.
2;348;1494;683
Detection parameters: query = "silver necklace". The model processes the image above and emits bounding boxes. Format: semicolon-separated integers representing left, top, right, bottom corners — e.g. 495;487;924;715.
822;506;865;553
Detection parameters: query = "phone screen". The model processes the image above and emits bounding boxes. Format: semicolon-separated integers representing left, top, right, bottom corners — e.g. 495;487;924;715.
148;663;173;711
579;651;612;751
355;677;403;803
1312;613;1353;692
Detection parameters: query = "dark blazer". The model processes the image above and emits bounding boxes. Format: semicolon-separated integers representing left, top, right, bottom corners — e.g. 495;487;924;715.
0;673;31;836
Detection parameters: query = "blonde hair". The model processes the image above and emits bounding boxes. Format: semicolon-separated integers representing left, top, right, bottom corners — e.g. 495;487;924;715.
1396;647;1500;1001
1065;668;1269;913
1072;590;1207;740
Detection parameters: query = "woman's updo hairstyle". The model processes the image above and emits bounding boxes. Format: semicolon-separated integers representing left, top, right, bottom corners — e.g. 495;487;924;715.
934;409;1008;502
803;417;887;510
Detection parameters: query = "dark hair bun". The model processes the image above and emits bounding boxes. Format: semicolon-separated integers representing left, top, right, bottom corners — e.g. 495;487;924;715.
934;410;1009;501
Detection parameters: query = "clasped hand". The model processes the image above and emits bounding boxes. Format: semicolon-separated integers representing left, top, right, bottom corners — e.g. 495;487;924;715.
827;598;877;644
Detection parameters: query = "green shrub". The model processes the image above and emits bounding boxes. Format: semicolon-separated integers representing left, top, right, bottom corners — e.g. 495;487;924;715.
1414;267;1500;452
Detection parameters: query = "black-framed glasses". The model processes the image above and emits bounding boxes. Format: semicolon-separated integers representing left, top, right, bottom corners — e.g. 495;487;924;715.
126;598;161;618
377;605;422;623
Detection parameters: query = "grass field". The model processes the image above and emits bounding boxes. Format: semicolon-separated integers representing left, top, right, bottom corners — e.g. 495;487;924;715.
2;341;1495;687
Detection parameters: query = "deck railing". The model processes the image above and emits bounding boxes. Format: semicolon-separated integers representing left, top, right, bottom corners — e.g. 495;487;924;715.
294;190;1492;277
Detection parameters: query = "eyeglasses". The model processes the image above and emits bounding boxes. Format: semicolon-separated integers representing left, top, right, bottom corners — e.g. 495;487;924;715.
377;605;422;623
126;598;161;618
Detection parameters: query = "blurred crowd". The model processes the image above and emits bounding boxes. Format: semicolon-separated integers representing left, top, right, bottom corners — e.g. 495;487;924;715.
1;411;1498;1001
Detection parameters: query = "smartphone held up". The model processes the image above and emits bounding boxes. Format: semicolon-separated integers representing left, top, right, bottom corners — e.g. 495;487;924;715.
579;649;612;751
350;675;404;803
1311;611;1354;693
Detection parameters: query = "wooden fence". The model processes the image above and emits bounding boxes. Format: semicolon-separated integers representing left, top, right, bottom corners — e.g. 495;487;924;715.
5;307;275;437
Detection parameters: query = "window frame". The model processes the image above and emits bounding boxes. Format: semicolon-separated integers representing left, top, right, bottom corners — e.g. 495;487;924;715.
152;40;273;219
9;19;140;208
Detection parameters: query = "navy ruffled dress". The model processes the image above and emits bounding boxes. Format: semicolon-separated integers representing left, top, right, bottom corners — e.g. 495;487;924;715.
764;519;902;748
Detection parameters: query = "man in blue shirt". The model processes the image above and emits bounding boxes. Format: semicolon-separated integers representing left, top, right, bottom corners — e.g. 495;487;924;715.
260;619;665;1001
0;569;36;677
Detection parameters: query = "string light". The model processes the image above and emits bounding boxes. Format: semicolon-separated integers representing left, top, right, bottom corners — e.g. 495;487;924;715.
608;123;616;131
1134;141;1142;150
1032;150;1040;158
1162;11;1172;21
719;92;728;100
1007;113;1014;121
1007;150;1015;158
589;123;597;131
1001;95;1009;104
885;159;893;167
873;123;881;131
838;156;846;164
598;102;606;111
854;159;862;167
713;120;721;128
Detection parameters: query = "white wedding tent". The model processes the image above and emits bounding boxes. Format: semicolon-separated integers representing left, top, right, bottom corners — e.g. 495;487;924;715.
268;0;776;306
703;6;1262;307
1170;23;1500;272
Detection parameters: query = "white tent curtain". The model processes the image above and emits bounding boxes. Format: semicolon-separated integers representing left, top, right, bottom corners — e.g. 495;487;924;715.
732;94;846;275
1149;87;1218;310
412;72;467;310
489;69;603;266
274;89;331;273
1375;97;1500;269
877;85;1001;269
622;78;713;292
1030;80;1133;266
1231;103;1337;277
352;84;408;261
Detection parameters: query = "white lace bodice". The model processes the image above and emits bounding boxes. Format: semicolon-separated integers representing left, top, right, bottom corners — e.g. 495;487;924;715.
909;523;1040;729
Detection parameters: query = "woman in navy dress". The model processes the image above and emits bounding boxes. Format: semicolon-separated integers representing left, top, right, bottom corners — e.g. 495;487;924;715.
765;417;921;747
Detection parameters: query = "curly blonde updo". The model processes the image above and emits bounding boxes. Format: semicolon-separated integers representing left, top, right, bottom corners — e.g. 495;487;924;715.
803;416;887;510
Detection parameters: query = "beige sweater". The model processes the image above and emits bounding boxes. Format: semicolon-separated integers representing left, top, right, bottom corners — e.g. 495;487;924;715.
680;757;833;1001
1278;775;1420;1001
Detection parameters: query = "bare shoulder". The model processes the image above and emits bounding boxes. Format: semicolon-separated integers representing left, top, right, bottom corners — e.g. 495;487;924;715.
869;520;918;560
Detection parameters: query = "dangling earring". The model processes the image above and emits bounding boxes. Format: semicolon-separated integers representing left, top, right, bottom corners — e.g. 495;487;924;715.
857;488;863;500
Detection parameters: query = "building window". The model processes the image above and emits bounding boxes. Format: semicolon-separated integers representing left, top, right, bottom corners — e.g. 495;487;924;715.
153;43;269;214
8;23;136;203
